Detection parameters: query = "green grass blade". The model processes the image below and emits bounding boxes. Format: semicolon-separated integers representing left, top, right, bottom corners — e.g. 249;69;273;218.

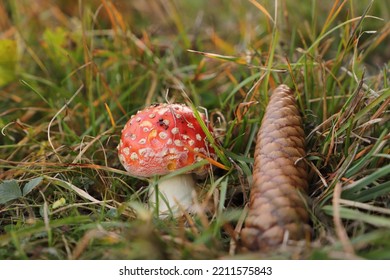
342;164;390;196
323;206;390;228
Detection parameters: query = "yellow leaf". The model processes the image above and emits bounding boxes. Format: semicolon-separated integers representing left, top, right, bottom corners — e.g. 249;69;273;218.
52;197;66;209
0;39;18;87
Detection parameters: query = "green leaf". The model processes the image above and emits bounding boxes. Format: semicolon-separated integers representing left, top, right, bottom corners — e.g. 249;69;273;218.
22;177;43;196
0;180;22;204
0;39;18;87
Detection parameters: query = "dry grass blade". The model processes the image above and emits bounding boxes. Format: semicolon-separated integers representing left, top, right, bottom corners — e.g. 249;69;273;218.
248;0;275;25
43;175;116;210
332;182;355;255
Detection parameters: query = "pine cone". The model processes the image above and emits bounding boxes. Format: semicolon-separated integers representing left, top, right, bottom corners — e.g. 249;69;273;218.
241;84;310;251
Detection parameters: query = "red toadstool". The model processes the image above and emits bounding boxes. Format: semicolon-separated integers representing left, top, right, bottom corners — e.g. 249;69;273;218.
118;103;216;217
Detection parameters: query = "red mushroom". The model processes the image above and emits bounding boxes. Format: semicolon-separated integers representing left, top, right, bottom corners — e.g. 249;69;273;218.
118;103;216;217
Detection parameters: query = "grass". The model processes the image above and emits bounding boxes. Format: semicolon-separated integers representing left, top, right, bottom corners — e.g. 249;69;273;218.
0;0;389;259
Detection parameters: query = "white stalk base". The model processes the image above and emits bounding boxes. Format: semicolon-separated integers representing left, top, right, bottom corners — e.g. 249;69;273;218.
149;174;196;218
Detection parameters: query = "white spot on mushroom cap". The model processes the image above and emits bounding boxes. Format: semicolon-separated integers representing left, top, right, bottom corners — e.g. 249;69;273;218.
159;131;168;139
117;140;123;149
140;120;152;127
138;138;146;145
158;148;169;157
138;148;148;156
139;147;155;157
196;134;202;141
158;107;169;115
174;139;182;146
118;154;125;164
130;152;138;160
171;127;179;135
123;147;130;156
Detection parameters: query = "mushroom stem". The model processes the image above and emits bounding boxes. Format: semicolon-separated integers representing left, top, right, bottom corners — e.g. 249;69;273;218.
149;174;196;217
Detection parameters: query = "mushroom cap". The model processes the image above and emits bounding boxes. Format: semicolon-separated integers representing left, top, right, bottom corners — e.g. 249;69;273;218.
118;103;216;178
